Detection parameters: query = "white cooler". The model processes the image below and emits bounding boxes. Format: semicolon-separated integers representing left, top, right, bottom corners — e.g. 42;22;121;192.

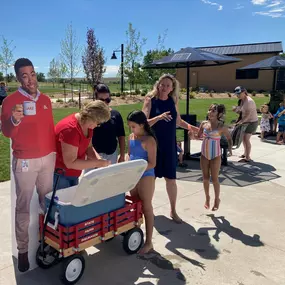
45;160;147;226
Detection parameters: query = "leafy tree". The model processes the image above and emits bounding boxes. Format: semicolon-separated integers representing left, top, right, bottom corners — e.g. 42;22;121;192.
142;48;174;85
47;58;61;87
36;72;46;82
124;23;146;91
6;72;15;82
0;36;15;83
60;23;82;99
142;30;174;84
82;28;105;94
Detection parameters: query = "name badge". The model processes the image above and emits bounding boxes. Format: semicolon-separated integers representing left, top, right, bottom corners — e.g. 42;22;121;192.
21;160;29;172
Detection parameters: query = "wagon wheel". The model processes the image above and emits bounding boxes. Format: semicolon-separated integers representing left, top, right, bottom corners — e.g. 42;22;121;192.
123;228;144;254
36;243;60;269
61;254;85;285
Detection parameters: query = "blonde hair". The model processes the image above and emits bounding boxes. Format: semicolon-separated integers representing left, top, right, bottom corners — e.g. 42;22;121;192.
147;74;180;104
80;100;110;124
260;104;269;113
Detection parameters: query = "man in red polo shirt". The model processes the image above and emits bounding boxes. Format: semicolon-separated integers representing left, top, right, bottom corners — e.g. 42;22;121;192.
1;58;56;272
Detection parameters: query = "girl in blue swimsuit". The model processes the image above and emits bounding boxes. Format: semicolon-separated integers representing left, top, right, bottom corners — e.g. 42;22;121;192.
127;110;157;254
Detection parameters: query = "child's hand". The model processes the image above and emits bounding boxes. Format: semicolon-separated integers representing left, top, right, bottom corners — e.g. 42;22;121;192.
188;129;195;140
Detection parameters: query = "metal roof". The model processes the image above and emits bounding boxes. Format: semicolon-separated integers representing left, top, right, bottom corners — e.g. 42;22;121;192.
196;41;283;55
143;47;240;69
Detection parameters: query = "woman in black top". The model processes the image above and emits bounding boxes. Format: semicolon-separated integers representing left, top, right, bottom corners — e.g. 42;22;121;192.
143;74;199;223
91;84;126;165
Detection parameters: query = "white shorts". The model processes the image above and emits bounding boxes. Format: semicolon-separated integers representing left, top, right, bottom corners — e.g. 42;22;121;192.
84;150;118;175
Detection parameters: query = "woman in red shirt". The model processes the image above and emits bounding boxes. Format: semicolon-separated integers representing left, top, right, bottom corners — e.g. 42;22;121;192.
55;100;111;189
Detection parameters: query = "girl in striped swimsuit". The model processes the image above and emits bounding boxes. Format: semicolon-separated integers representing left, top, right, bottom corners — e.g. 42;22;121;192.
198;104;232;211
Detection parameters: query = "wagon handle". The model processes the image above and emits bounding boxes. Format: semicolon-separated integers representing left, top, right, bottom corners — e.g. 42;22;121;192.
40;168;65;255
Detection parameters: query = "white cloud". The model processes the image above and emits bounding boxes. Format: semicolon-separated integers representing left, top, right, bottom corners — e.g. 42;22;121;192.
34;66;39;69
104;65;120;76
269;7;284;11
252;0;267;4
201;0;223;11
252;0;285;17
235;4;245;9
254;10;283;16
267;1;281;7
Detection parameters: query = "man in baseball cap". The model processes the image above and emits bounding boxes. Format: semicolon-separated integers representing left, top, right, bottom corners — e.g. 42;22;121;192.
234;86;247;95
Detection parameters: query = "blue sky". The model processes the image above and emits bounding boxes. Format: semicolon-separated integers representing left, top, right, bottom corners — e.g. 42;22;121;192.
0;0;284;78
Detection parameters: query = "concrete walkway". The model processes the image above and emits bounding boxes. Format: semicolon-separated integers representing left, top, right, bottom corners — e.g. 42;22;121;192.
0;134;285;285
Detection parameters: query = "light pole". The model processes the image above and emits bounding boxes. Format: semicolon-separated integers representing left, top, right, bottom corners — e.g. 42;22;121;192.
111;43;124;94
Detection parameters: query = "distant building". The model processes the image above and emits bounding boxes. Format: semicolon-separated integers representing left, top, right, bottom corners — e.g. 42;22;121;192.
176;41;284;92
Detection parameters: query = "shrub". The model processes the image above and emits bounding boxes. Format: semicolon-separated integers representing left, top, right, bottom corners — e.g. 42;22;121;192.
135;89;141;95
190;92;196;99
142;88;149;95
264;93;269;97
56;99;64;103
252;91;257;96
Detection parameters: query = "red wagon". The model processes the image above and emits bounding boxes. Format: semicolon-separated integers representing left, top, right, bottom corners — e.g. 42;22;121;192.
36;196;144;284
35;160;147;285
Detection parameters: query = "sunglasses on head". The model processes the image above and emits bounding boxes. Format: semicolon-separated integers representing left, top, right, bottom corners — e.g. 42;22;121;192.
98;97;111;103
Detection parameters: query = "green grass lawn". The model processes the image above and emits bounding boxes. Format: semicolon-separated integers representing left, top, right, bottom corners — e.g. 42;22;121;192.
6;82;151;95
0;97;269;182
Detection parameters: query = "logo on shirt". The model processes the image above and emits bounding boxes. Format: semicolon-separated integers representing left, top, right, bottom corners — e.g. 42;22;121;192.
43;105;48;110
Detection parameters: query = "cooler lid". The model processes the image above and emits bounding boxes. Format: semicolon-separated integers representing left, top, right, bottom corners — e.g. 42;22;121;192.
71;159;147;207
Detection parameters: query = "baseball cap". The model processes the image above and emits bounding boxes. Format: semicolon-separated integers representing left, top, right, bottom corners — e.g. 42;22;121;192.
234;86;247;94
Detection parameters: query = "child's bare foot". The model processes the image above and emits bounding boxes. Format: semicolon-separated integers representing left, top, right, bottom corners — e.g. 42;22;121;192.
277;141;284;145
204;196;210;209
138;242;154;255
170;211;183;224
212;198;220;211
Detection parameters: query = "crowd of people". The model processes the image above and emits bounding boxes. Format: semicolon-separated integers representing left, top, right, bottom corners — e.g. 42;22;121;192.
0;57;278;273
